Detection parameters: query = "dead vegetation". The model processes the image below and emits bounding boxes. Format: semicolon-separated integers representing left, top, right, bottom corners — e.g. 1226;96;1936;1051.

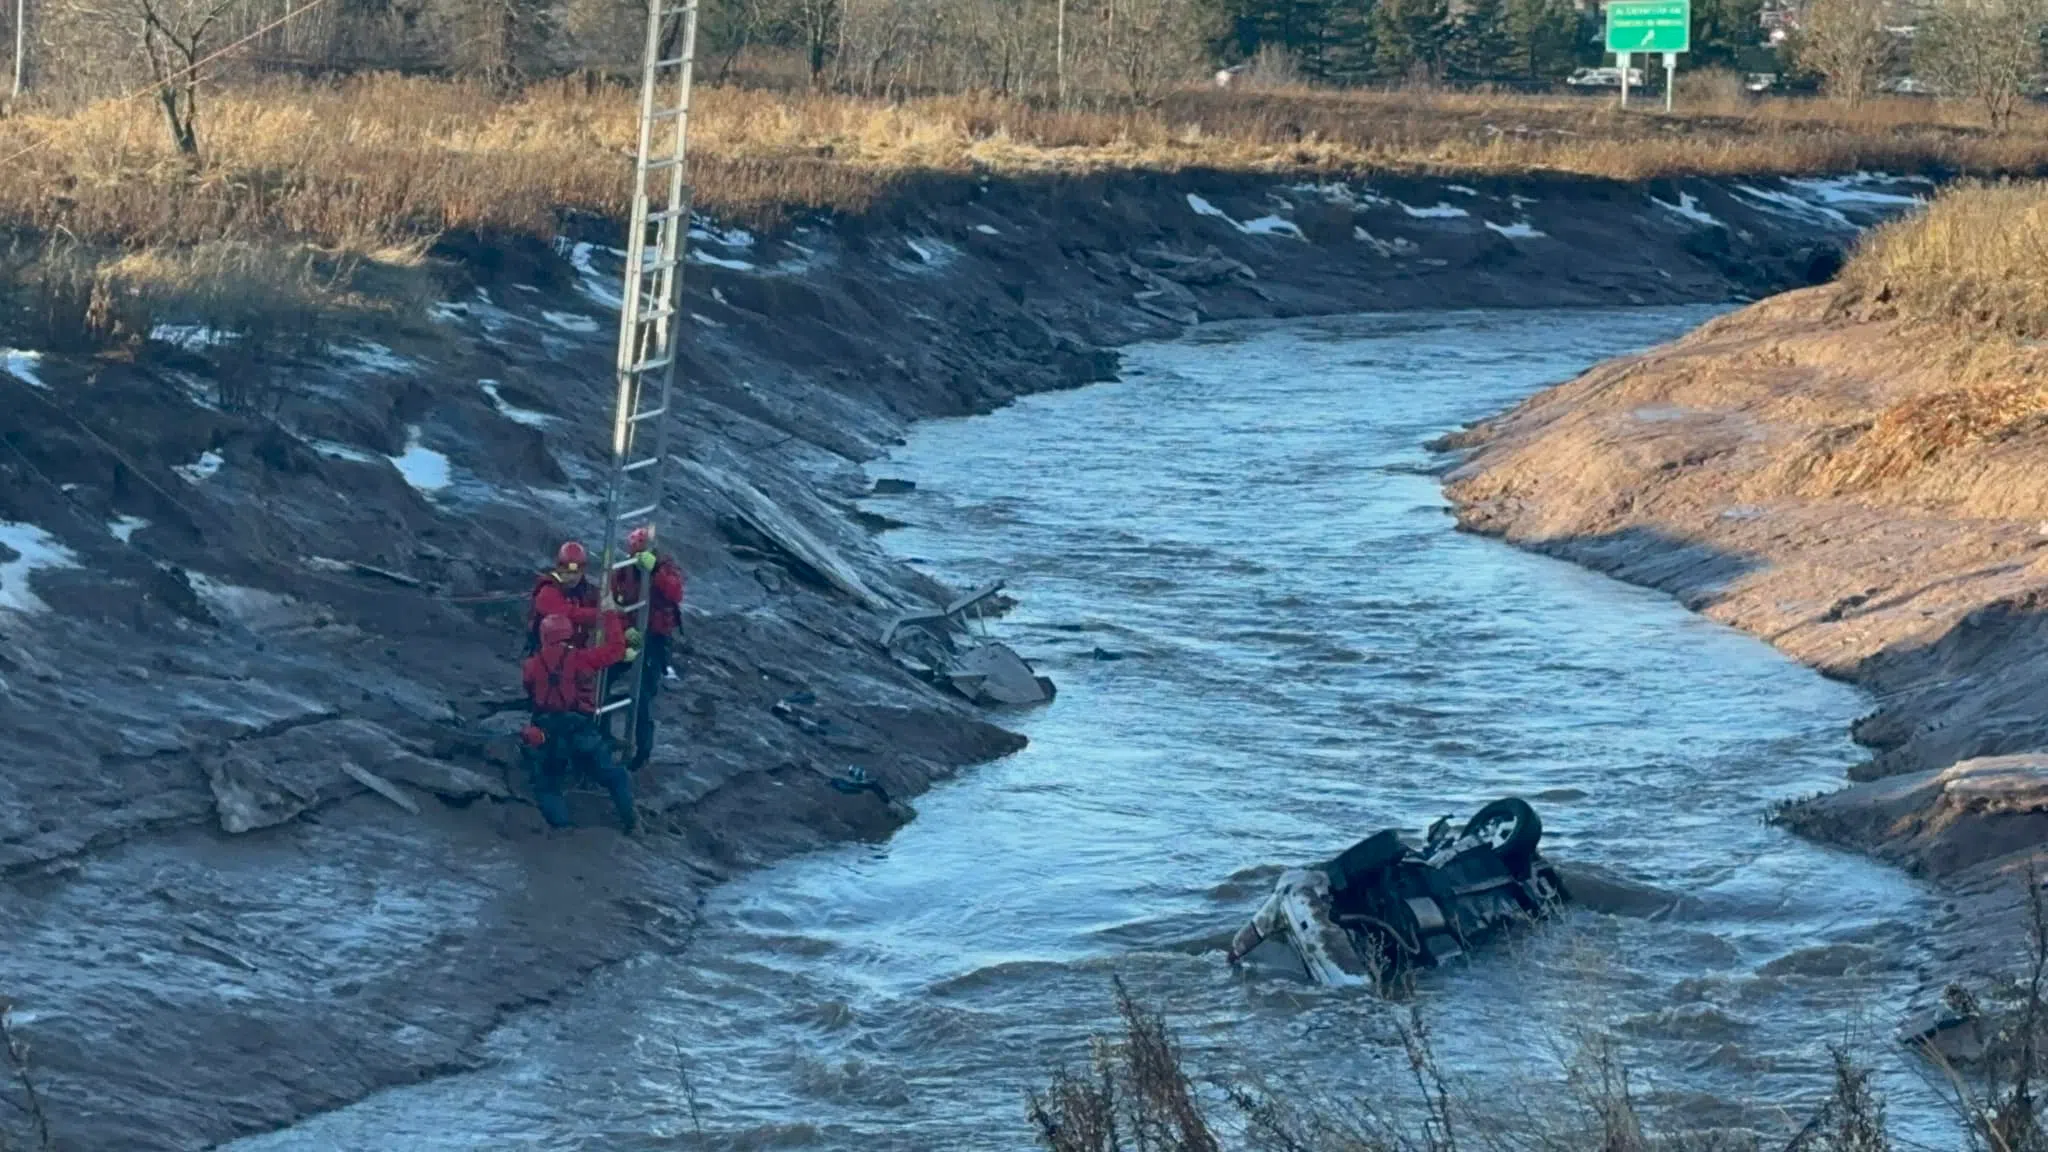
1767;179;2048;499
1842;180;2048;342
6;74;2048;351
13;78;2048;253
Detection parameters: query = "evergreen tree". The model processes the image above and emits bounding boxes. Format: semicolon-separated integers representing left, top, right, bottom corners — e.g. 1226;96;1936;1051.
1689;0;1765;69
1370;0;1449;80
1321;0;1377;80
1448;0;1515;80
1503;0;1577;79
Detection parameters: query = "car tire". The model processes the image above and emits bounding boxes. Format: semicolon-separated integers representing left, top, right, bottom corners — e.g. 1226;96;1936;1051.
1463;797;1542;867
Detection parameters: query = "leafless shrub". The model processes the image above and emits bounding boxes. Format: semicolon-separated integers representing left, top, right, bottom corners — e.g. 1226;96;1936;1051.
1793;0;1895;107
1917;0;2048;132
1028;976;1221;1152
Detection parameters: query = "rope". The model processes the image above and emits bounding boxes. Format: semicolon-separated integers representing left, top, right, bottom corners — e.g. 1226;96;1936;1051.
0;0;340;170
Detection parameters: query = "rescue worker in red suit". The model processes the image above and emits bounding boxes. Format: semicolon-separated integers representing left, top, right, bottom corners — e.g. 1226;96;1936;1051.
526;541;602;654
520;612;639;833
608;525;685;773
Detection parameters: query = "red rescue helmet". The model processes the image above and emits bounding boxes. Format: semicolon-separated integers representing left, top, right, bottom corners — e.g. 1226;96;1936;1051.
555;541;588;572
626;525;655;554
538;614;575;647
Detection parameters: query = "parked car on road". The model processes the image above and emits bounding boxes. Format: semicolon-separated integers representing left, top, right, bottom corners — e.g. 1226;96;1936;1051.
1566;66;1647;89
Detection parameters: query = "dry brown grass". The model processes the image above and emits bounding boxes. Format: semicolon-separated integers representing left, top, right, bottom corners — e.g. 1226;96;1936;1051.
9;75;2048;352
8;75;2048;255
1842;179;2048;340
1799;180;2048;495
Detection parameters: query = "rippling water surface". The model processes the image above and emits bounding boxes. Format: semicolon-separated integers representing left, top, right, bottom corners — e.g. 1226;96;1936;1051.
237;308;1948;1150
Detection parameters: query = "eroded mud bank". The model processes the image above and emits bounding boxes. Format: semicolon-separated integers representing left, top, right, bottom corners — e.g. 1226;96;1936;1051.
1441;283;2048;991
0;170;1921;1149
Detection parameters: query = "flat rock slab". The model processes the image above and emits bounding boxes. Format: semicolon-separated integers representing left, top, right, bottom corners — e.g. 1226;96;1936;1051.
204;719;501;834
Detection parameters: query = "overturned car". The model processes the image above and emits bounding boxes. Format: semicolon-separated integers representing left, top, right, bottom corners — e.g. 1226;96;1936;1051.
1226;798;1568;990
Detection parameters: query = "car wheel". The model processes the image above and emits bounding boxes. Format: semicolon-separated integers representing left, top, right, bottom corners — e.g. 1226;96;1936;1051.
1463;797;1542;867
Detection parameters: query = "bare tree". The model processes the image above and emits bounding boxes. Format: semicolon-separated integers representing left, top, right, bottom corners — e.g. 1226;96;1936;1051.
775;0;838;85
1087;0;1211;102
135;0;242;156
1919;0;2048;132
1796;0;1893;105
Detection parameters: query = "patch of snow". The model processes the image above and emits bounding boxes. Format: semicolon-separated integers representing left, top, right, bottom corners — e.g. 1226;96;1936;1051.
308;439;380;464
428;302;467;325
1736;183;1855;229
1653;192;1724;228
4;349;45;390
562;240;624;311
335;342;415;375
1188;193;1307;239
896;238;960;272
187;573;300;628
0;522;79;614
1399;202;1470;219
1785;175;1925;207
1240;215;1306;240
1446;184;1479;196
713;288;728;305
1485;221;1546;239
515;284;540;294
387;428;452;494
691;251;758;271
974;224;1002;235
481;381;552;428
1510;194;1540;208
1353;227;1417;256
150;325;235;351
689;220;755;249
107;516;150;543
175;450;224;483
691;312;724;328
542;310;601;334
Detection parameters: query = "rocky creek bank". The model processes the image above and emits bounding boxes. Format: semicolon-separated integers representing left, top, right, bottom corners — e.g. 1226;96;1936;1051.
0;170;1924;1150
1441;282;2048;1009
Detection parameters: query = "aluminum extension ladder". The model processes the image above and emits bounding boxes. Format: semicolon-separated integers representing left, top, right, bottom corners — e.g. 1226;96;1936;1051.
595;0;701;760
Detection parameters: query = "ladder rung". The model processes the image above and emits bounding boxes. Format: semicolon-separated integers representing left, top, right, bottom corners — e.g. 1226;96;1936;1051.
652;55;688;69
636;306;678;325
641;156;684;173
619;503;659;521
651;106;689;122
598;698;634;716
636;258;679;277
622;455;661;473
646;207;688;223
628;356;671;374
628;405;668;423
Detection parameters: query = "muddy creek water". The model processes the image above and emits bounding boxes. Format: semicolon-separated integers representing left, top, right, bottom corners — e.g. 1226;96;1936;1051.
235;308;1950;1150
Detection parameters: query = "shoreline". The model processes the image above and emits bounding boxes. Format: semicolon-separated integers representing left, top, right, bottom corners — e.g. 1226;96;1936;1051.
0;171;1925;1149
1440;284;2048;994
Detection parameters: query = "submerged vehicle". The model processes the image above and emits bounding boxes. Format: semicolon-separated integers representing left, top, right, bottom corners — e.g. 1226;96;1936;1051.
1226;797;1568;990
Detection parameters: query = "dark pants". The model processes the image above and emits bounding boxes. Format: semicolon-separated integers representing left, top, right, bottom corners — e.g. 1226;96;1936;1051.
523;712;636;833
627;632;673;772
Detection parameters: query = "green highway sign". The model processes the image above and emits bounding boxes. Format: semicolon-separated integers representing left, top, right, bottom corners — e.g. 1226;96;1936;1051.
1605;0;1691;54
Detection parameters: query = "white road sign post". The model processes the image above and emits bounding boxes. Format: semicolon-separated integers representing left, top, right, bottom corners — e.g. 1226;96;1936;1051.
1605;0;1692;110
